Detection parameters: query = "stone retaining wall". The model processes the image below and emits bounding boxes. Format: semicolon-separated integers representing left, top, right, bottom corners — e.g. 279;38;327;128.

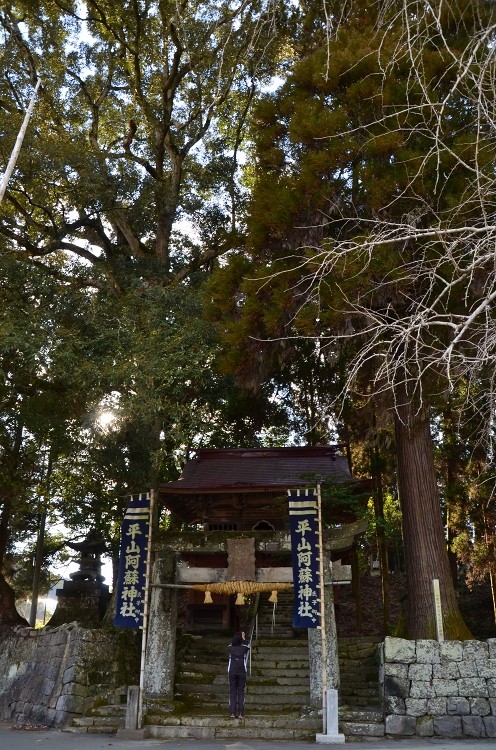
0;623;139;727
380;636;496;738
338;636;382;706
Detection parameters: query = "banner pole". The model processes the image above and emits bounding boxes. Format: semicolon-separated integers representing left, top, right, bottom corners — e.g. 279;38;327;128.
137;488;155;728
0;79;41;205
317;482;327;734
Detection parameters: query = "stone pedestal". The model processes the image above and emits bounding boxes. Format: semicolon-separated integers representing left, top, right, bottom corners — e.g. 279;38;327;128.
316;689;346;744
46;580;110;628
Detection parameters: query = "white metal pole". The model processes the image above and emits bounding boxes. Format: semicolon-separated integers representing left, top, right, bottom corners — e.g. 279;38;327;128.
317;483;327;733
137;489;155;728
0;79;41;205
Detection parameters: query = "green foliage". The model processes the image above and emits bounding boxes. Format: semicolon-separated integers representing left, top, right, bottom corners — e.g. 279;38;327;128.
0;1;293;623
364;493;402;550
10;532;70;599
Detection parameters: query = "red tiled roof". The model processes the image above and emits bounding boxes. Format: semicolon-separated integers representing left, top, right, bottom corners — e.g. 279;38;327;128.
160;446;356;493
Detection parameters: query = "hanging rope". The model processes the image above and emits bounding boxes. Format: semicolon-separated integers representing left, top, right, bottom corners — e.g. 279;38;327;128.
192;581;293;595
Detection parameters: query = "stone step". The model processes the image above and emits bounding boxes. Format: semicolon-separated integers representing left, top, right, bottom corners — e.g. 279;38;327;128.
340;664;379;674
189;645;310;659
340;675;380;686
146;711;320;727
254;647;309;657
339;653;378;662
339;721;385;738
344;698;382;708
180;659;310;673
177;662;225;675
175;692;309;708
338;706;385;740
341;689;380;699
340;655;378;663
178;670;309;685
214;675;309;686
176;681;310;696
250;667;309;678
185;654;309;666
256;616;294;623
242;675;311;686
341;694;381;703
178;668;309;681
148;705;310;721
145;711;322;740
70;716;124;731
341;674;379;686
251;660;310;670
146;724;318;740
254;640;307;648
341;667;379;676
88;705;126;718
340;708;383;722
341;688;380;700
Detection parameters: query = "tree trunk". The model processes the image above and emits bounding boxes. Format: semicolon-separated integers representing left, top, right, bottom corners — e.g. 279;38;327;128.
351;545;362;631
394;396;472;640
483;512;496;625
372;462;390;635
0;571;28;627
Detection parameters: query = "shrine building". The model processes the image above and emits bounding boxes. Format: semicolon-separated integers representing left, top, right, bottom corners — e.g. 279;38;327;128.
141;445;371;710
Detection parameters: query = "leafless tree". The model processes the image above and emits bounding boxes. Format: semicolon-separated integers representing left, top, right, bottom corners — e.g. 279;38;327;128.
288;0;496;453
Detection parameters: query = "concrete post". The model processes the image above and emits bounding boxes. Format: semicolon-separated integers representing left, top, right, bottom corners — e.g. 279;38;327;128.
143;552;177;700
316;689;345;744
125;685;140;729
309;559;340;706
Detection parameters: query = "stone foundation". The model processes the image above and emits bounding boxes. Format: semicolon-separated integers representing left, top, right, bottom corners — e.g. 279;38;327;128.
0;623;140;727
380;636;496;738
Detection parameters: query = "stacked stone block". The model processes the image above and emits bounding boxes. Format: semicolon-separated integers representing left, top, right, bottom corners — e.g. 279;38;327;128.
380;636;496;738
0;623;139;727
338;637;382;707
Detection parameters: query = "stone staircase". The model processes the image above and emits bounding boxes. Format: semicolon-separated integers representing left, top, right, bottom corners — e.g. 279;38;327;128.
339;636;382;708
145;627;321;740
256;589;298;639
68;592;385;740
67;687;127;735
338;636;384;740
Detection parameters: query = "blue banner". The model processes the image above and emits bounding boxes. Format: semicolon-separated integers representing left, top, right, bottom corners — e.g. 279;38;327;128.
114;493;151;628
288;490;322;628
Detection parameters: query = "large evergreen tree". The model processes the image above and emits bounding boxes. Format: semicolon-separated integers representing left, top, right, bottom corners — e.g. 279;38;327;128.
0;0;290;624
212;0;493;637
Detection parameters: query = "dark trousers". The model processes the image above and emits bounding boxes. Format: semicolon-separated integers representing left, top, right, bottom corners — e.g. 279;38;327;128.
229;672;246;716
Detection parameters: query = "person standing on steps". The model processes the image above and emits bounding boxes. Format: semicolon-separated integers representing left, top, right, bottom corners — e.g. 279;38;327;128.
228;630;250;718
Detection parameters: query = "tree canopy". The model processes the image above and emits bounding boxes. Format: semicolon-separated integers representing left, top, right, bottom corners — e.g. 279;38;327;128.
0;0;495;638
208;0;496;637
0;0;288;621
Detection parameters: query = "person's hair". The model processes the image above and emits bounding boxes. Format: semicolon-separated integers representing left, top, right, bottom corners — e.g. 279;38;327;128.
231;631;244;646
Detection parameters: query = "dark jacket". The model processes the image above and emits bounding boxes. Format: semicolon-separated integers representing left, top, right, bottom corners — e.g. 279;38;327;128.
228;643;250;675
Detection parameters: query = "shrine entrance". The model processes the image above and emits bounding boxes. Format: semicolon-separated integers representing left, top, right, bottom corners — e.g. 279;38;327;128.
141;446;371;709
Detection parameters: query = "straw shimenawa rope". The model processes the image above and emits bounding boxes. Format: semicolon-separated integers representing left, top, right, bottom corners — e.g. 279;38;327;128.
192;581;293;595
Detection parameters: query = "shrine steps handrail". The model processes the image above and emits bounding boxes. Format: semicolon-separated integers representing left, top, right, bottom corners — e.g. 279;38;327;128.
247;592;260;676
